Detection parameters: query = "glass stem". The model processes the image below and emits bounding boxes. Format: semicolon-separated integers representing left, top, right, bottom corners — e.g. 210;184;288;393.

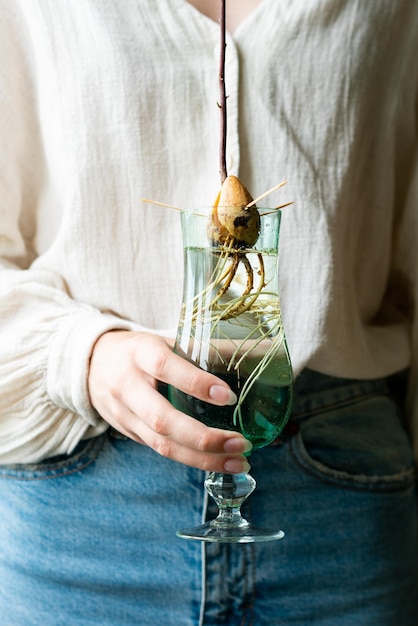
204;472;256;528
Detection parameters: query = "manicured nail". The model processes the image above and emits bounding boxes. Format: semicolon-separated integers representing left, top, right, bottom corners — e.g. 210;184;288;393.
209;385;237;406
224;458;251;474
224;437;253;454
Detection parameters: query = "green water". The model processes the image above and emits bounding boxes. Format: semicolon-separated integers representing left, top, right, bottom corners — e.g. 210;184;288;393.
169;370;293;450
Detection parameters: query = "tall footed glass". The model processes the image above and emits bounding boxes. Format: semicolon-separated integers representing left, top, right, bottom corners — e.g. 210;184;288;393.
169;205;293;542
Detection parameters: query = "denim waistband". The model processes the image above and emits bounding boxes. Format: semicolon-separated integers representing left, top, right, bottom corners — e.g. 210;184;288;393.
290;368;406;420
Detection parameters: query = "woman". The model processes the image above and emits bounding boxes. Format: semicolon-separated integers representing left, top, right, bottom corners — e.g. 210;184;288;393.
0;1;417;623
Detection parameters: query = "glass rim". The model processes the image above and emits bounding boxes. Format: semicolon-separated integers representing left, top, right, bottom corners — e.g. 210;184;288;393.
180;206;283;217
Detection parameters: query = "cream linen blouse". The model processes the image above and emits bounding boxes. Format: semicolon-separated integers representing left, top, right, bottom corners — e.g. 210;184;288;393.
1;0;417;463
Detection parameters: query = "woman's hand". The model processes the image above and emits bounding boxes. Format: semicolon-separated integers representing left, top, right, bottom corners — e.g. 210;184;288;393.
88;330;252;473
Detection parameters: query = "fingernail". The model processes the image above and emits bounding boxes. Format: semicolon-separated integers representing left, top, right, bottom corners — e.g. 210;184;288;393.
224;437;253;454
209;385;237;406
224;458;251;474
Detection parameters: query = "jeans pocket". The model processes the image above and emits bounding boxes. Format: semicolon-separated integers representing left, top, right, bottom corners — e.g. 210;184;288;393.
0;434;106;481
291;395;416;492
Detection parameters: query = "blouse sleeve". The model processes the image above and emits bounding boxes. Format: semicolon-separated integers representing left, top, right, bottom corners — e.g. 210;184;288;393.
0;4;136;464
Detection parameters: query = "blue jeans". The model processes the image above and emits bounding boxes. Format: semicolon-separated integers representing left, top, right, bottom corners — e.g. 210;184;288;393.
0;370;417;625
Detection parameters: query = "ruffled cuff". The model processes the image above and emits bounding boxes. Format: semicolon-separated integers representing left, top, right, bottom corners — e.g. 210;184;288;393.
46;309;142;424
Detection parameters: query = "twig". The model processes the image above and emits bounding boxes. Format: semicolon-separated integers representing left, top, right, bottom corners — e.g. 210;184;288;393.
219;0;227;184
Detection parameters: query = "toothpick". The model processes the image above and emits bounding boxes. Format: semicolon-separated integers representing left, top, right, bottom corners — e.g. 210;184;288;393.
245;180;288;209
140;198;183;211
259;201;294;216
274;201;294;210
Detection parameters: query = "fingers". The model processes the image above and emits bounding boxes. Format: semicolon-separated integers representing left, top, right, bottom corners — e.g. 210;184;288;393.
132;334;237;406
88;330;251;473
116;382;252;473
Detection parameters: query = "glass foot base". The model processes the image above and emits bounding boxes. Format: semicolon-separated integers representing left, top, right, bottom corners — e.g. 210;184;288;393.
176;520;285;543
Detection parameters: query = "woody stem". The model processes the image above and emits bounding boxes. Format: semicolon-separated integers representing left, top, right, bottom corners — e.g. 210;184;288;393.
219;0;227;184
